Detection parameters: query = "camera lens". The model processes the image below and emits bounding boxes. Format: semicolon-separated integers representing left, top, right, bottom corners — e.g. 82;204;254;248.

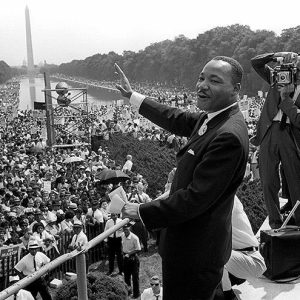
280;74;286;80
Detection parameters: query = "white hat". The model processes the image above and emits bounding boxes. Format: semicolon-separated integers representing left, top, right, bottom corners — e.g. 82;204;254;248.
73;221;83;227
46;212;57;223
69;203;78;210
28;240;39;249
9;275;20;283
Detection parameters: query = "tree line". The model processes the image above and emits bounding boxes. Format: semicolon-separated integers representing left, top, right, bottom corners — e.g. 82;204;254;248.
0;61;26;84
4;24;300;96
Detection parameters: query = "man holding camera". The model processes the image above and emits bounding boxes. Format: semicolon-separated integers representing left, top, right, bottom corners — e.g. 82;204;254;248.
251;52;300;229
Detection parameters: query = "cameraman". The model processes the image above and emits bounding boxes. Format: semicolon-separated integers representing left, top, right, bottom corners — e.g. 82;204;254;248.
251;52;300;229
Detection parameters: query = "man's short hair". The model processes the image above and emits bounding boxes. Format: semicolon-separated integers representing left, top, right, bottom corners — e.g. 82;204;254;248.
212;56;243;84
150;275;160;282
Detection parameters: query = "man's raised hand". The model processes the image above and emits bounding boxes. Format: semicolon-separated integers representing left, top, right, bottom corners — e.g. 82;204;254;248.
114;63;133;99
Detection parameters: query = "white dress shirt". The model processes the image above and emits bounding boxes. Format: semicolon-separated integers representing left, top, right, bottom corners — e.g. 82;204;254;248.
121;232;141;254
232;196;259;249
6;289;34;300
14;252;50;276
70;230;88;248
87;208;104;224
141;287;163;300
104;218;123;238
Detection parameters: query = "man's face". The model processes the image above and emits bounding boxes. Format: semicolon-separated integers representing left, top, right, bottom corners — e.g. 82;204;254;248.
150;278;161;294
29;248;38;256
74;226;82;234
123;227;130;237
196;60;238;112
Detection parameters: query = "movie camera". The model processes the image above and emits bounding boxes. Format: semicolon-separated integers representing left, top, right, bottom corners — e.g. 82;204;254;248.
270;54;300;86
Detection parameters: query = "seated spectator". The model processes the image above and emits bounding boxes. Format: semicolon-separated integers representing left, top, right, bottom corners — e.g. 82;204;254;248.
221;196;266;300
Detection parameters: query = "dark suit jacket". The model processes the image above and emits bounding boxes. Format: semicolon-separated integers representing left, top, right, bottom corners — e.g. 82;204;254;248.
138;98;249;269
251;53;300;153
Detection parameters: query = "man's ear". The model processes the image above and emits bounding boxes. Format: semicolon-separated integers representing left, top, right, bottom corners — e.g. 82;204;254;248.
233;83;241;95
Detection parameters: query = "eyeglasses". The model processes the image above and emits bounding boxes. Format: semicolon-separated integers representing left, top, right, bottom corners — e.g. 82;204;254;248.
150;283;160;286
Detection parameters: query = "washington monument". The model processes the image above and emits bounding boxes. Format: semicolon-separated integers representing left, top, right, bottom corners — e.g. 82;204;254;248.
25;5;35;75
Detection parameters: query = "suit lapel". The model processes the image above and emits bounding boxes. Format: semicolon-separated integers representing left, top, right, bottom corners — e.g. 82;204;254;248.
177;104;240;158
176;112;207;157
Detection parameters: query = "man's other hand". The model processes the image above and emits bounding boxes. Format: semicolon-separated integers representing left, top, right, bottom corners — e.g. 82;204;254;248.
121;202;140;220
114;63;133;99
274;52;298;64
280;84;295;100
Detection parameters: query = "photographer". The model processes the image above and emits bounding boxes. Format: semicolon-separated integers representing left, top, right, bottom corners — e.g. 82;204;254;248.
251;52;300;229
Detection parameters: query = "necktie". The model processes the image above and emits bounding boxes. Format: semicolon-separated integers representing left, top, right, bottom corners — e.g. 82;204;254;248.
155;296;159;300
279;112;287;129
113;220;116;238
40;233;42;239
33;256;37;271
14;293;17;300
74;234;78;245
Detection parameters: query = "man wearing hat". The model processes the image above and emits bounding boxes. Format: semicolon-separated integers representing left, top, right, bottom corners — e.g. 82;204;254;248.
104;213;123;276
14;240;52;300
86;200;104;227
7;275;34;300
121;223;141;299
68;221;88;251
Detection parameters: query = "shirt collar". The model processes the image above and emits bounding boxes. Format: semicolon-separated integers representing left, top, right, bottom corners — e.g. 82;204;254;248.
207;102;237;121
125;233;132;239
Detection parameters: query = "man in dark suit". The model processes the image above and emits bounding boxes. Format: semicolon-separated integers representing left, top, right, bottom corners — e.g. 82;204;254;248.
251;52;300;229
115;56;249;300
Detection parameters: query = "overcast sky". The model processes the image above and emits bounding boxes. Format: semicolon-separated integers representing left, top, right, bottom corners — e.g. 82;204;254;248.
1;0;300;66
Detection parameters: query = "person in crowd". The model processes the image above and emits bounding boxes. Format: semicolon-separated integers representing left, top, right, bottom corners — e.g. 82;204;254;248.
29;209;47;233
14;240;52;300
60;211;74;233
104;213;123;276
141;275;163;300
32;222;55;249
86;200;104;229
68;221;88;251
6;275;34;300
122;154;133;173
221;196;266;300
115;55;248;300
121;223;141;299
250;146;259;181
100;200;110;222
250;52;300;228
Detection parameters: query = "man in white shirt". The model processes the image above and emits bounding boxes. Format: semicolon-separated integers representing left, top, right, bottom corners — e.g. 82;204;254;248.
104;213;123;275
221;196;266;300
68;221;88;251
121;223;141;299
14;240;52;300
141;275;163;300
86;200;104;226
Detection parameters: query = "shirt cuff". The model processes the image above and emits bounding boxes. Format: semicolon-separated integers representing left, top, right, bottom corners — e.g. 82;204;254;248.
130;92;146;110
137;204;146;226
